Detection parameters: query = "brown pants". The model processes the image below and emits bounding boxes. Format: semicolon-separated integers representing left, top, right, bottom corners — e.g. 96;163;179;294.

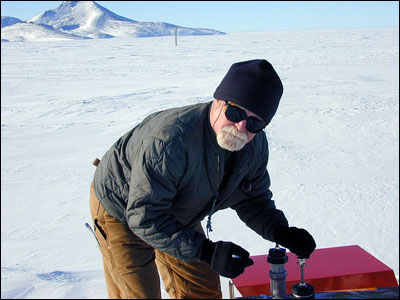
89;182;222;299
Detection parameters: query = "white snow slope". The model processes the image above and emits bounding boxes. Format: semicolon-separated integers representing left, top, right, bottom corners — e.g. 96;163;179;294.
1;22;90;42
1;26;399;299
1;17;24;29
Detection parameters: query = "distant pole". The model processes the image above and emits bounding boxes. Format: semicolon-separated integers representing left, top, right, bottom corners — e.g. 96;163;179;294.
174;27;177;46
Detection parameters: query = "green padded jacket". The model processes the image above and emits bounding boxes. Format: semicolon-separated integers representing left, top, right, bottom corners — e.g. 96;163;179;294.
93;101;288;261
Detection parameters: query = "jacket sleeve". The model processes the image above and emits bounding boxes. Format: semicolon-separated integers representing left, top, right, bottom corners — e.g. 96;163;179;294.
125;136;205;262
231;141;289;242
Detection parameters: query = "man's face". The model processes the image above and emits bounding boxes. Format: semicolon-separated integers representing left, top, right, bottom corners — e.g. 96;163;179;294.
211;100;263;151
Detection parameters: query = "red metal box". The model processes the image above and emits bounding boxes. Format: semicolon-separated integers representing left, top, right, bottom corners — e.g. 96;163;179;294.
232;245;398;297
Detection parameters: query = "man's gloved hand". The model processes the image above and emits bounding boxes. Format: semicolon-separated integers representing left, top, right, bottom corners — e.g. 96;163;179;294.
273;226;316;258
200;239;254;278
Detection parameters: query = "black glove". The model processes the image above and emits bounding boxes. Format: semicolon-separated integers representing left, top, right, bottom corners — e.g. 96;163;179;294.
200;239;254;278
273;226;316;258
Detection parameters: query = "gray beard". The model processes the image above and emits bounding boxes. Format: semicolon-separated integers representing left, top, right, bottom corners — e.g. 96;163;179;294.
216;125;248;152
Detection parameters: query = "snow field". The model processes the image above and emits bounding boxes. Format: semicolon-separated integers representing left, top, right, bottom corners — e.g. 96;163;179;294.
1;27;399;298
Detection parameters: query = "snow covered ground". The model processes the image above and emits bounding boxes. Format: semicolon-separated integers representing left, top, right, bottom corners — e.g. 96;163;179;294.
1;26;399;298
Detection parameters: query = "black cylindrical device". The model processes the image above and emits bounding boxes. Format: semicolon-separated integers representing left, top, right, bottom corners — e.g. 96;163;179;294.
267;245;288;298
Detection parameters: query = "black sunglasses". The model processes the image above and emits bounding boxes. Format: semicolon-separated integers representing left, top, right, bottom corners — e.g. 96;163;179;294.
224;101;266;133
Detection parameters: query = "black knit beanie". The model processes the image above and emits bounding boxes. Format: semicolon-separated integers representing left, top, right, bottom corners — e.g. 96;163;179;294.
213;59;283;125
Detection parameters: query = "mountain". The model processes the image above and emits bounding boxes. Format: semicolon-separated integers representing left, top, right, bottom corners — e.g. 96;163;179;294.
1;22;91;42
3;1;224;40
1;16;24;28
27;1;138;38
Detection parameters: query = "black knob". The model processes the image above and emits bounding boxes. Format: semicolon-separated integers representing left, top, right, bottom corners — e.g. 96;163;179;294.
292;283;315;298
267;247;288;264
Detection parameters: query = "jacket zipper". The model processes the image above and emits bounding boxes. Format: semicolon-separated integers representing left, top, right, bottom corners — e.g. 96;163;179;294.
206;153;220;238
239;158;250;175
205;155;249;237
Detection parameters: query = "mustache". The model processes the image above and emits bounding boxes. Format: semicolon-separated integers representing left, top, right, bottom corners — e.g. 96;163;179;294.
222;126;248;142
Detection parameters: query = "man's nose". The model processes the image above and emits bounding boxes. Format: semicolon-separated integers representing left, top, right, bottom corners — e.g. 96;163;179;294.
235;120;247;132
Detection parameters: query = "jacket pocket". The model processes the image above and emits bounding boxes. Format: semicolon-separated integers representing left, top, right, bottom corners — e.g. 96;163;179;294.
93;218;108;248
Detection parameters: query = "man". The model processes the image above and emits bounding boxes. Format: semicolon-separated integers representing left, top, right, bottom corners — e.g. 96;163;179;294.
89;59;316;299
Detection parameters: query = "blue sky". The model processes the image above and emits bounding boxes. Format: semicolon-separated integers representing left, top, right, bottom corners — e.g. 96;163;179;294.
1;1;398;33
